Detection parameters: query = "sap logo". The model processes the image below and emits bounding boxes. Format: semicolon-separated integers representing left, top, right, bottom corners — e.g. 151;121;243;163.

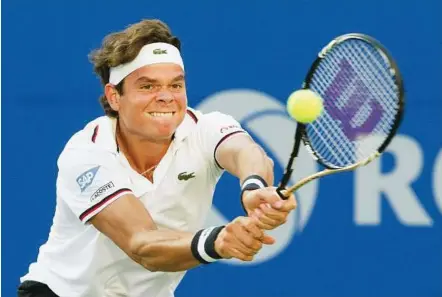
76;166;100;192
90;181;115;202
220;124;240;133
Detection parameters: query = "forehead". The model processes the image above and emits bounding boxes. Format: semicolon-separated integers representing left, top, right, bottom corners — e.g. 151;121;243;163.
126;63;184;82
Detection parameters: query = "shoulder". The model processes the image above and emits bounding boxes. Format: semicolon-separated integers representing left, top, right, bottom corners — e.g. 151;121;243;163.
58;116;117;168
198;110;236;123
188;108;241;130
175;108;241;141
196;110;244;138
184;108;247;151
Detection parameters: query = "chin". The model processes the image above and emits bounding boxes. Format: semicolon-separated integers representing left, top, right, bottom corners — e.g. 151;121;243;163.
154;125;177;140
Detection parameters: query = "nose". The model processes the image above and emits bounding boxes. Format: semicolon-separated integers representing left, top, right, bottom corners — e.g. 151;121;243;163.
156;90;174;103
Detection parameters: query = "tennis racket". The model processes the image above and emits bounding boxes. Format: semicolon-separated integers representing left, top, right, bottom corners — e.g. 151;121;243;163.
276;33;405;199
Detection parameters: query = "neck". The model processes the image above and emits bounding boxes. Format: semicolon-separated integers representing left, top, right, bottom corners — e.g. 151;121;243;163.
116;120;172;174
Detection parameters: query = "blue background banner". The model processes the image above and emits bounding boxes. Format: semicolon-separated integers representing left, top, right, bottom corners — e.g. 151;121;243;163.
2;1;442;296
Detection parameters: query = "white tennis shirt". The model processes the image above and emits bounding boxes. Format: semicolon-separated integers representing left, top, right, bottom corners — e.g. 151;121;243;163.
21;108;246;297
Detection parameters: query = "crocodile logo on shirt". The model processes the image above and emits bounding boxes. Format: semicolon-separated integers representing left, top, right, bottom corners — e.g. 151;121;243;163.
178;171;195;181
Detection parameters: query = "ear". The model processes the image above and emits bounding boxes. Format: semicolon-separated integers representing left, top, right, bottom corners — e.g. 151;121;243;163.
104;84;121;112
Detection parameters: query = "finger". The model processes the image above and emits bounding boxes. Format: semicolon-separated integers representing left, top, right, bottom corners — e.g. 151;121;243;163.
226;221;262;255
236;230;263;252
239;216;275;245
254;208;280;227
233;224;263;254
229;247;254;262
229;235;260;257
242;215;265;239
261;234;275;245
258;203;288;221
256;188;281;205
271;193;297;212
253;217;276;230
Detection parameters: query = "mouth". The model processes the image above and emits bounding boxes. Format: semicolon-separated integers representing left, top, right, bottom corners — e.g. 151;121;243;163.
145;112;175;118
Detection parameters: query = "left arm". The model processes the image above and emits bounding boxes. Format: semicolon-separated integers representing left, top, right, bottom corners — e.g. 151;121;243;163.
215;133;296;229
215;133;274;186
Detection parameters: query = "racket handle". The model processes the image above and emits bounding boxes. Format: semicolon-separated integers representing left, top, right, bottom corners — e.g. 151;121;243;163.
276;187;290;200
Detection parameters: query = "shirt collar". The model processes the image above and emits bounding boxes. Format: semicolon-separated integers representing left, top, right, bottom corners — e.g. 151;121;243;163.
173;109;198;143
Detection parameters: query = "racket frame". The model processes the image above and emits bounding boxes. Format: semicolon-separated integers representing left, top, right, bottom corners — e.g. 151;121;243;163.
277;33;405;198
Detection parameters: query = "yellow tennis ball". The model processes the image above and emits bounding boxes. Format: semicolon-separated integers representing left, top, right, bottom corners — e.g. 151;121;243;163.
286;89;324;123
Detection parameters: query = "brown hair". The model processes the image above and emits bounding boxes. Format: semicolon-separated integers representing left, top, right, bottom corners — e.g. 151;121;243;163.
89;19;182;117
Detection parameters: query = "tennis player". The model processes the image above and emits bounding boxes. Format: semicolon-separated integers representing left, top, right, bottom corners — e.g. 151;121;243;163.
18;19;296;297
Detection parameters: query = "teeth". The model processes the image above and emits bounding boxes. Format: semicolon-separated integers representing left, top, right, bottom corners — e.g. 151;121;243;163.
148;112;174;117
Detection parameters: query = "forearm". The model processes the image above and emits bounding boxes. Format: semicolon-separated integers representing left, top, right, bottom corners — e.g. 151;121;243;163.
90;195;198;272
129;230;200;272
216;135;274;186
235;143;274;185
91;194;222;272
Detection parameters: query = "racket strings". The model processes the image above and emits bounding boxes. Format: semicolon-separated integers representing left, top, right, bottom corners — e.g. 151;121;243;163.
318;45;393;160
343;43;398;151
308;109;358;164
307;121;354;164
352;44;398;101
347;44;398;125
308;104;357;164
306;39;399;167
309;62;368;165
308;62;361;162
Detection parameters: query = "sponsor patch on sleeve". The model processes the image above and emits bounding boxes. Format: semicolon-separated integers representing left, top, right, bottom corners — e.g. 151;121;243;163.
90;181;115;202
219;124;241;134
76;166;100;192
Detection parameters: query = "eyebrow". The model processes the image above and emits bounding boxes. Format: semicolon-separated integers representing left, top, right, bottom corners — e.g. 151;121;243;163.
134;74;185;84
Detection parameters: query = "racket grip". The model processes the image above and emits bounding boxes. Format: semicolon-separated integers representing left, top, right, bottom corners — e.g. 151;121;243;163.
276;187;289;200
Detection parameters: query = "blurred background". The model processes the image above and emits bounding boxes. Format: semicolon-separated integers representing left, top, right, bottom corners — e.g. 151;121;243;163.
2;0;442;296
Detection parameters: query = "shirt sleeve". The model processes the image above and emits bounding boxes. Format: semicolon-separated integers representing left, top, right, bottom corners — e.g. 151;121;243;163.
197;111;248;169
56;148;133;223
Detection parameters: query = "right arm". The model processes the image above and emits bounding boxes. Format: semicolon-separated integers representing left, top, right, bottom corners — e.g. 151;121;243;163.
60;145;270;272
90;193;274;271
59;151;204;271
89;193;199;272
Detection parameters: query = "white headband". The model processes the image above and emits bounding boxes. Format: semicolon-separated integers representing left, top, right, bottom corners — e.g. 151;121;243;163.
109;42;184;85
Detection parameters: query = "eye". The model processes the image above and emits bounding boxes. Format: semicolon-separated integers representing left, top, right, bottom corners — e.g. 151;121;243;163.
140;84;154;90
171;83;183;90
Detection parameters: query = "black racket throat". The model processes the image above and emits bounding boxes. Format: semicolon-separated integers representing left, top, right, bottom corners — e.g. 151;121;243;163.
277;124;306;198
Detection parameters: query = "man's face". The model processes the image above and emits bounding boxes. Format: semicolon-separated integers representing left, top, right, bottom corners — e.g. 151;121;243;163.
109;63;187;142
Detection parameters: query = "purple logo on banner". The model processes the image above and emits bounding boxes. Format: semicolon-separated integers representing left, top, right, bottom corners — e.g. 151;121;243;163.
323;59;383;141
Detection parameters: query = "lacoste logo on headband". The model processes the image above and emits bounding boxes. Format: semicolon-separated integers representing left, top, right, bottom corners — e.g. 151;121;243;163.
153;48;167;55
